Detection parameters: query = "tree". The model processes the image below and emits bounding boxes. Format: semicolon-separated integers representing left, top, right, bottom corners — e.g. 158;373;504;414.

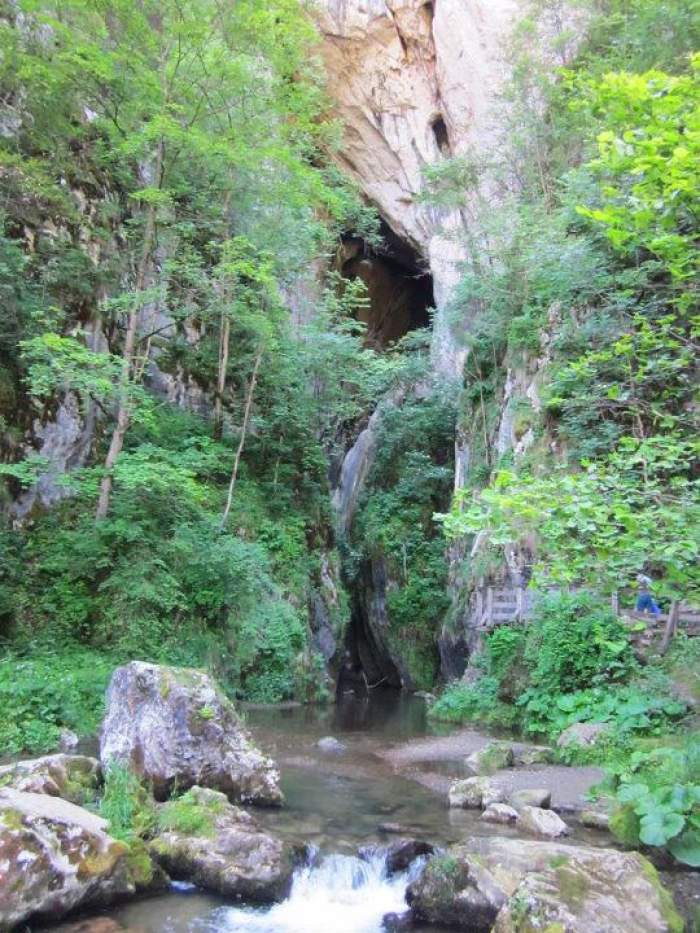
439;434;700;605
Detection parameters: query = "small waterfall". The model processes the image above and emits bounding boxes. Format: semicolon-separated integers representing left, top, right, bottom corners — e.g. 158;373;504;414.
201;850;423;933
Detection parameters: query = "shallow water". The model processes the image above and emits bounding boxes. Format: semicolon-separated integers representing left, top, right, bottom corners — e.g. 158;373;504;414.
73;692;472;932
46;691;700;931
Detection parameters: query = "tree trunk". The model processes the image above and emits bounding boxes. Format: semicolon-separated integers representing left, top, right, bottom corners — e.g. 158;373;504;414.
95;138;164;521
220;347;263;530
213;313;230;440
659;600;680;656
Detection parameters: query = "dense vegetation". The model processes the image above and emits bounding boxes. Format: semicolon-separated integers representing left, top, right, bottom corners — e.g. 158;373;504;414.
428;0;699;867
0;0;413;749
0;0;697;872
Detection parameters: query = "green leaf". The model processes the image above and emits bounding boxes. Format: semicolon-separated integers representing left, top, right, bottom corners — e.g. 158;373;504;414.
639;809;685;846
667;829;700;867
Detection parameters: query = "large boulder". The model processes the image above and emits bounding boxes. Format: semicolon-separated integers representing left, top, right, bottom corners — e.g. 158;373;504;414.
518;805;569;839
100;662;282;805
0;754;100;806
0;789;134;929
448;776;507;809
407;837;683;932
557;722;610;749
149;786;293;902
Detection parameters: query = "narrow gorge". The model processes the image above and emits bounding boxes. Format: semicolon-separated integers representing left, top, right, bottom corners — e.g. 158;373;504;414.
0;0;698;930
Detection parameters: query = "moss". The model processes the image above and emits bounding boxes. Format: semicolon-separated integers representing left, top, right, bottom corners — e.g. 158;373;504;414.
125;837;156;888
157;789;225;837
548;855;569;869
639;857;685;933
77;841;128;880
554;866;588;910
0;808;24;832
609;803;641;847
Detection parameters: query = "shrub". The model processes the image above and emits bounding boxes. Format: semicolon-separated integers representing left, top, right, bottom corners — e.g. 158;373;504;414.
99;764;157;842
0;646;116;755
609;736;700;867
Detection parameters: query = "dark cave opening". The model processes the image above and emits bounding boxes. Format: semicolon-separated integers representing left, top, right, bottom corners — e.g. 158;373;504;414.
431;115;451;156
336;221;434;349
336;603;402;701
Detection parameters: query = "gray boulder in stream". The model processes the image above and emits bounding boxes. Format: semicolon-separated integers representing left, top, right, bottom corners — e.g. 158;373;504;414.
0;789;134;929
100;662;282;805
407;837;683;932
149;786;293;902
0;753;100;805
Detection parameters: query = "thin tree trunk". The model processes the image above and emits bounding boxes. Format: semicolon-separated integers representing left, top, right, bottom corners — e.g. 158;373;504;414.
220;348;263;530
95;137;164;521
659;600;680;656
212;193;232;440
213;313;230;440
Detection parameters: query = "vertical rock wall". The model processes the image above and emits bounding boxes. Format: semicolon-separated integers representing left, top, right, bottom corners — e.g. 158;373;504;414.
317;0;520;376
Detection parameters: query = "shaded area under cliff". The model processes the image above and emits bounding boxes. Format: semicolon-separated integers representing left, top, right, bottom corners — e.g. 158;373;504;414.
337;222;433;349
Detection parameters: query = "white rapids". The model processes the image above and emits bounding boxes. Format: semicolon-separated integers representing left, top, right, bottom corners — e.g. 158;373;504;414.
194;850;424;933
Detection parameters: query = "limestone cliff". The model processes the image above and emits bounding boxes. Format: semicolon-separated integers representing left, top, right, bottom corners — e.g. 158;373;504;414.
317;0;520;375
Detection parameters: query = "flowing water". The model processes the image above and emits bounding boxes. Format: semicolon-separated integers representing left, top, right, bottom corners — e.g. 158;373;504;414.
68;692;479;932
48;691;700;931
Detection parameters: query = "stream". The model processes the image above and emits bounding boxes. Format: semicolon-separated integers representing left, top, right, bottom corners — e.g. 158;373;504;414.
49;691;699;932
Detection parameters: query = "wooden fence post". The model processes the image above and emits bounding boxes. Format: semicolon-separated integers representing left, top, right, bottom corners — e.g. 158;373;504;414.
660;600;680;656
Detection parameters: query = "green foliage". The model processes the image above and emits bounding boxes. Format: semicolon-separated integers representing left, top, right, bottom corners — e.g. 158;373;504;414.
0;646;116;755
157;789;225;837
431;593;686;741
99;764;157;843
441;435;700;603
347;389;457;689
575;56;700;294
609;736;700;866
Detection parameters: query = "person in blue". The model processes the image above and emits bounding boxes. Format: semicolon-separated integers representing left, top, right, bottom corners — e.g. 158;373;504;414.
636;573;661;617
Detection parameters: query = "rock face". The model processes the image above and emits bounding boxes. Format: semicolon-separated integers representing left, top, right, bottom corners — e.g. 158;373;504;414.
100;662;282;805
0;789;133;929
407;837;683;933
150;787;293;903
0;754;100;806
317;0;519;357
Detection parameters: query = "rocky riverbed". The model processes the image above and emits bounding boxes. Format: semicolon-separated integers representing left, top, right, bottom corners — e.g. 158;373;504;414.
1;666;697;932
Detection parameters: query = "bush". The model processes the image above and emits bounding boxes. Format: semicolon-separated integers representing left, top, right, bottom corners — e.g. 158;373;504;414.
523;592;634;695
0;646;117;755
609;736;700;867
99;764;157;842
430;594;685;743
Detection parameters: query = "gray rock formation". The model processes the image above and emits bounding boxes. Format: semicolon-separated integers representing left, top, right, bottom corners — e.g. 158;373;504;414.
465;741;514;775
0;789;134;929
509;788;552;810
448;776;507;809
407;837;683;932
100;662;282;805
557;721;610;749
481;803;519;825
0;754;100;805
150;786;293;903
517;805;569;839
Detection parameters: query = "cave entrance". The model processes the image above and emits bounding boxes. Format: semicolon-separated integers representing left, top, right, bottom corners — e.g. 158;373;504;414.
335;593;402;703
336;221;433;349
